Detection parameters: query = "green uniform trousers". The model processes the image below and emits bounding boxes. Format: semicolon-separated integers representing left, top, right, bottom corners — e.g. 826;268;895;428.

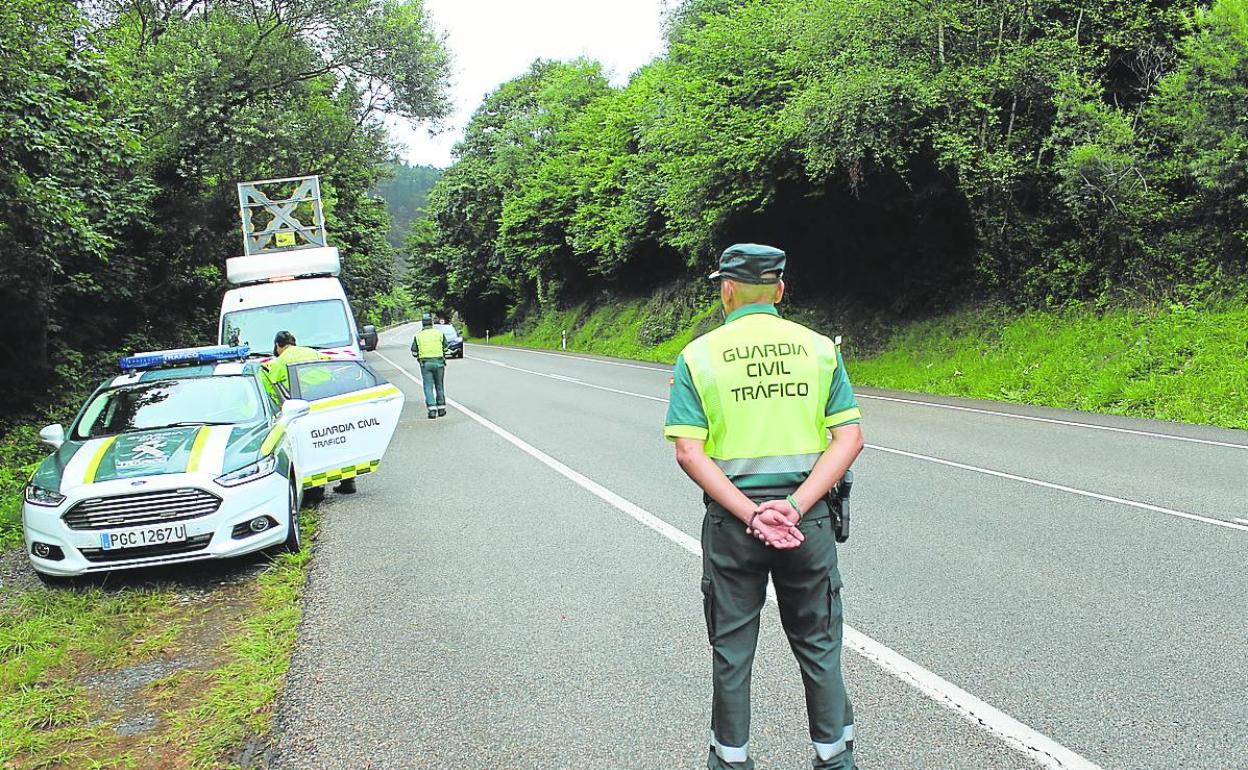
701;494;855;770
419;358;446;408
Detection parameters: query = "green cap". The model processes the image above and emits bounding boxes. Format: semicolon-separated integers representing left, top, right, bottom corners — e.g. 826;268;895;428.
709;243;786;284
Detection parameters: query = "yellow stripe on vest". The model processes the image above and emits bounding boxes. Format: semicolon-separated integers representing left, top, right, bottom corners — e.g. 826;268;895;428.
824;407;862;428
83;436;118;484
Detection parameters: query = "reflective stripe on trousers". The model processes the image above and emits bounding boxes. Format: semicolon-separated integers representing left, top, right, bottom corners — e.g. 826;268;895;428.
712;452;823;477
711;732;749;763
814;724;855;761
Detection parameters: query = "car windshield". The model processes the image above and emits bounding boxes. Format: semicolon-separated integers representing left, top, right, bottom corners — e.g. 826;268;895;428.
436;324;459;341
74;377;262;440
222;299;352;350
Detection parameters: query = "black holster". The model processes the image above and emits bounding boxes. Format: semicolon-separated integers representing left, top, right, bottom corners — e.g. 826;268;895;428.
827;469;854;543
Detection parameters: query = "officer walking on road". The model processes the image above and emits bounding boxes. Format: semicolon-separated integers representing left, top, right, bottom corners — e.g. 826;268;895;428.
665;244;865;770
412;313;448;419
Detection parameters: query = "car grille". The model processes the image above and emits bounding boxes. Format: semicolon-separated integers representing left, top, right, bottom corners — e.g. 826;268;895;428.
63;488;222;531
80;534;213;563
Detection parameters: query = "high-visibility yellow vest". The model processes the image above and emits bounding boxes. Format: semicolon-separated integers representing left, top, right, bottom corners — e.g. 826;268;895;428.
263;345;326;399
414;327;446;359
681;311;840;478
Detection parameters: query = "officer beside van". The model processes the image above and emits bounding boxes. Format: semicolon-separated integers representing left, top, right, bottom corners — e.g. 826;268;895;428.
263;331;326;399
263;332;354;494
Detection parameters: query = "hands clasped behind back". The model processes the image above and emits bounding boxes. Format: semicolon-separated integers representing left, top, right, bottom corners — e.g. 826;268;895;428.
748;502;805;549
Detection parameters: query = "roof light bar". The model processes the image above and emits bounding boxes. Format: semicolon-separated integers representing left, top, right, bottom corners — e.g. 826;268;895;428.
119;345;251;372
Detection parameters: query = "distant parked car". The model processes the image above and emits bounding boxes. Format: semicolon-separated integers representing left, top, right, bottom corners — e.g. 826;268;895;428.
436;322;464;358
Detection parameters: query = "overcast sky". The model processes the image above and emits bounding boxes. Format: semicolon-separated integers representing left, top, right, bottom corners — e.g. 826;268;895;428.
387;0;669;168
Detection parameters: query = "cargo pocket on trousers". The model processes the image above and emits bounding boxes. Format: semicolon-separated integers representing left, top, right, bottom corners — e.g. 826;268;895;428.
827;583;844;640
701;577;716;644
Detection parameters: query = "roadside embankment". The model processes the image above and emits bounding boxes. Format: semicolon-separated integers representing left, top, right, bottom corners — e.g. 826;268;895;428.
473;290;1248;431
1;429;320;769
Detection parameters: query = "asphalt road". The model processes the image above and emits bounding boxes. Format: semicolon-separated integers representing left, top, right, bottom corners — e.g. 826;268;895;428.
272;324;1248;770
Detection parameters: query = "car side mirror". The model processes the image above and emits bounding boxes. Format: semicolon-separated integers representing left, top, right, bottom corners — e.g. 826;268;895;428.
360;324;379;352
39;424;65;449
281;399;311;421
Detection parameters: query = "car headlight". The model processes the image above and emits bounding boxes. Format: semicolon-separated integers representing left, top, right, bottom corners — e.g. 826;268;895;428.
214;455;278;487
24;483;66;507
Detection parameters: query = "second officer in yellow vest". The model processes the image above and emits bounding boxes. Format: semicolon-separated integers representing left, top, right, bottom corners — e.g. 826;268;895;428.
411;313;448;419
665;244;865;770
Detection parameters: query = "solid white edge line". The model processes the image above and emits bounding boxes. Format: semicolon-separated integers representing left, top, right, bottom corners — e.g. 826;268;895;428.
465;340;1248;451
479;358;669;403
856;394;1248;450
462;350;1247;535
476;343;673;371
868;445;1248;533
374;348;1104;770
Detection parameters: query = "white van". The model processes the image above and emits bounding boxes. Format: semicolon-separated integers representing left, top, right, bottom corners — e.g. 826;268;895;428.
218;246;377;359
221;176;378;359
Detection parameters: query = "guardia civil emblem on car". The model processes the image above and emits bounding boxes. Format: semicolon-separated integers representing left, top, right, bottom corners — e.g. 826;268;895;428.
116;434;171;470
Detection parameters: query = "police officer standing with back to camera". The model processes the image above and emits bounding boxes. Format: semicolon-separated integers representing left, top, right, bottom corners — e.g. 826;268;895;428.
665;244;865;770
411;312;448;419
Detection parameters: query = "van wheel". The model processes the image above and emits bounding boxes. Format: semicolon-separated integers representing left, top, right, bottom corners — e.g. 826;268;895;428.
281;480;302;554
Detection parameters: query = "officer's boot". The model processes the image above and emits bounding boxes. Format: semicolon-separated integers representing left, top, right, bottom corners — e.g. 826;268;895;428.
707;745;754;770
334;478;356;494
812;739;855;770
427;407;437;419
437;406;447;418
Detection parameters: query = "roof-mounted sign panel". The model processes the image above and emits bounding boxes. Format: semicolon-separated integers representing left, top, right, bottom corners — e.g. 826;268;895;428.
226;246;341;286
238;175;328;256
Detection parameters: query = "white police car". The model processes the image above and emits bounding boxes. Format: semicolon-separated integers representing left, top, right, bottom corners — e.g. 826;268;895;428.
22;345;404;582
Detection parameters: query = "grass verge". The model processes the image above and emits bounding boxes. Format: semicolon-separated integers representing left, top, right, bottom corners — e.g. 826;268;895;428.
477;290;1248;431
0;509;318;769
479;284;723;364
849;302;1248;430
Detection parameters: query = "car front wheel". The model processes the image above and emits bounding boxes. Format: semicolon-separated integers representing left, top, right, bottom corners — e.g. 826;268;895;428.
281;479;302;554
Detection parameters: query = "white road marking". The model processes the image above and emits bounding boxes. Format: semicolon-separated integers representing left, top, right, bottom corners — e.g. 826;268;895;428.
1234;518;1248;527
869;445;1248;533
479;358;669;402
855;393;1248;450
376;348;1105;770
475;343;672;371
472;344;1248;450
465;351;1248;534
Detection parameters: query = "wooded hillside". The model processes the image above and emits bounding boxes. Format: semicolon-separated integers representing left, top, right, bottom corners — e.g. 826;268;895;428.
374;162;442;248
414;0;1248;334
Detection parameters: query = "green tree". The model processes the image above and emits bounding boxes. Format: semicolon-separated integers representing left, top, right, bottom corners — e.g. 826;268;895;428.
0;0;149;407
1;0;451;421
